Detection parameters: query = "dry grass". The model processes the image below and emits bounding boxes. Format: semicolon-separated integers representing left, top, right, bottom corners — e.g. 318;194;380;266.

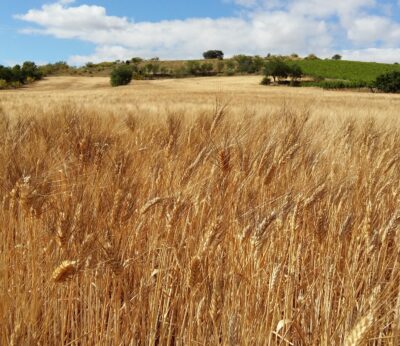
1;76;400;344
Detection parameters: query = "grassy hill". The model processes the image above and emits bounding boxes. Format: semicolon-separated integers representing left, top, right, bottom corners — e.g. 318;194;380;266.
41;57;400;86
287;59;400;82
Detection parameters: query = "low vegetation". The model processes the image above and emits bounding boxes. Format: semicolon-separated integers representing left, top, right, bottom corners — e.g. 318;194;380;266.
374;71;400;93
110;65;133;87
302;80;372;90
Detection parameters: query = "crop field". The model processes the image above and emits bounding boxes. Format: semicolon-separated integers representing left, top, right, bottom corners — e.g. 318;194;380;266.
1;76;400;344
287;59;400;82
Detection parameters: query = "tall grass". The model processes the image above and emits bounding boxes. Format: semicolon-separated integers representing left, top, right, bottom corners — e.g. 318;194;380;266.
0;102;400;344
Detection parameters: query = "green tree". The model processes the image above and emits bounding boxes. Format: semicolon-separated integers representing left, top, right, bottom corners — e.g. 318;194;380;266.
332;54;342;60
289;64;303;81
263;59;290;82
253;56;265;73
21;61;42;81
203;50;224;60
110;65;133;87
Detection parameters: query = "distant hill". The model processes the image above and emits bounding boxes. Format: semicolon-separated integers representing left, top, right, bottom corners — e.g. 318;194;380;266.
40;57;400;84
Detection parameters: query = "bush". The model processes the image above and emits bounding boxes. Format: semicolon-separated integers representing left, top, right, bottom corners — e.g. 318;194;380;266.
186;61;215;76
305;54;319;60
130;57;143;65
260;77;271;85
374;71;400;93
110;66;133;87
332;54;342;61
186;61;200;75
217;61;225;74
234;55;260;74
26;76;36;84
0;79;7;89
303;80;370;90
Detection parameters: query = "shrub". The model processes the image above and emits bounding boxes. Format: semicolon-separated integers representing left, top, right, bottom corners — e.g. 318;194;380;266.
225;60;236;75
26;76;36;84
374;71;400;93
131;57;144;64
186;61;215;76
305;54;319;60
217;61;225;74
260;76;271;85
203;50;224;60
303;80;370;90
110;65;133;87
10;81;22;89
289;64;303;81
200;63;214;75
332;54;342;60
234;55;259;74
0;79;7;89
144;63;160;75
186;61;201;75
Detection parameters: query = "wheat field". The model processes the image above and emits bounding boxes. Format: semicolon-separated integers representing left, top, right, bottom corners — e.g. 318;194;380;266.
1;76;400;345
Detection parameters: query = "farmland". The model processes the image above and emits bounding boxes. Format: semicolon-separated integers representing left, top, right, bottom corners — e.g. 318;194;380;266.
287;59;400;82
1;76;400;344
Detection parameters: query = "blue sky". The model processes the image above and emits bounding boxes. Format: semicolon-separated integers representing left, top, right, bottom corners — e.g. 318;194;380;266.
1;0;400;66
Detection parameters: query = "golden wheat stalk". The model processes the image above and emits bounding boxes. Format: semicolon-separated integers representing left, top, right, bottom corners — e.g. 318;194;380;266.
344;313;374;346
52;260;78;283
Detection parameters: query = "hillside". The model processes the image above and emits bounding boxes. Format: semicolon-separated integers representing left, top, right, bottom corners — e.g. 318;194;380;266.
287;59;400;82
56;57;400;83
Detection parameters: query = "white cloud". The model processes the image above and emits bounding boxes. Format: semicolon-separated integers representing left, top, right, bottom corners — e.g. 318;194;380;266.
346;16;400;45
14;1;400;65
342;48;400;63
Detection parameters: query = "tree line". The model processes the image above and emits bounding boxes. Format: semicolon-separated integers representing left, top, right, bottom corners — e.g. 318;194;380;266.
0;62;43;89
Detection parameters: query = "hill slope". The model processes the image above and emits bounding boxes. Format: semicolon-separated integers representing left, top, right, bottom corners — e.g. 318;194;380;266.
287;59;400;82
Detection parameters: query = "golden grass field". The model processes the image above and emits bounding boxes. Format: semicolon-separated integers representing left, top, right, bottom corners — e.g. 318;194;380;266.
1;76;400;345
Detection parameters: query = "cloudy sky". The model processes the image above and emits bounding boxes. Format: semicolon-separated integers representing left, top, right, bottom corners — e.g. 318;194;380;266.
1;0;400;66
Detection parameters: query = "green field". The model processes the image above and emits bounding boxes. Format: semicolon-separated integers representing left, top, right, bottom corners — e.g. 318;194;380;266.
287;59;400;82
